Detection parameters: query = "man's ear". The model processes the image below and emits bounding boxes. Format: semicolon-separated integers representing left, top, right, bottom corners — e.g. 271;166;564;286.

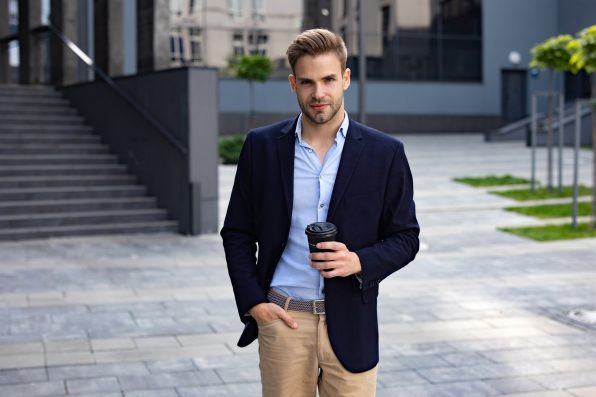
343;68;351;90
288;74;297;93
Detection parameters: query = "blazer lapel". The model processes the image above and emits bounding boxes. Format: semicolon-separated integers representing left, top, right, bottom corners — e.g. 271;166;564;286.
327;120;365;221
276;117;298;221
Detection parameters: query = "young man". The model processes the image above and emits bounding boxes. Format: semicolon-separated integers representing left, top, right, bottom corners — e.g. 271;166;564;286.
221;29;419;396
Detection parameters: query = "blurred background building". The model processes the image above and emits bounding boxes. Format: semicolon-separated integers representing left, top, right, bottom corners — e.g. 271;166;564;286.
0;0;594;240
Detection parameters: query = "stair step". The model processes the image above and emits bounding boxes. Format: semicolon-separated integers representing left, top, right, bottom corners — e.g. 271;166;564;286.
0;115;86;125
0;153;118;166
0;124;92;133
0;209;169;228
0;135;100;145
0;96;70;105
0;106;77;115
0;175;136;189
0;84;58;92
0;197;157;215
0;90;62;99
0;185;147;201
0;144;110;155
0;164;127;177
0;221;179;241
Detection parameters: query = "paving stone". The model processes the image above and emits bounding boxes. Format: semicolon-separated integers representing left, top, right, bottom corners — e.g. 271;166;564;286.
485;378;547;394
0;368;47;385
568;386;596;397
440;352;495;366
145;359;197;374
376;380;502;397
215;366;260;384
91;338;136;351
530;371;596;389
377;369;429;388
119;370;221;391
177;382;261;397
48;362;149;380
0;380;66;397
124;390;180;397
65;377;120;394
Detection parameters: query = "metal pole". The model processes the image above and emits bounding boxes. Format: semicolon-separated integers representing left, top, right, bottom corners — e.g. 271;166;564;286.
572;101;581;229
357;0;366;124
557;93;564;192
531;95;537;192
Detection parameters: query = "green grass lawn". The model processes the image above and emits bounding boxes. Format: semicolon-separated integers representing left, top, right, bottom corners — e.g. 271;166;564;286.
500;223;596;241
453;175;530;187
505;202;593;219
493;185;593;201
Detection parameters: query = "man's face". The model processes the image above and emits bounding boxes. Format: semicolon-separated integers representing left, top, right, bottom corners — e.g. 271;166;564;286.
289;52;351;126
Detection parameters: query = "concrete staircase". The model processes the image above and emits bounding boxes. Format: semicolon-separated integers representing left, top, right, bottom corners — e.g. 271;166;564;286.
0;84;178;241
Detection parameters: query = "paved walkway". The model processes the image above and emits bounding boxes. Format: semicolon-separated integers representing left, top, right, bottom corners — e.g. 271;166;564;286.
0;134;595;397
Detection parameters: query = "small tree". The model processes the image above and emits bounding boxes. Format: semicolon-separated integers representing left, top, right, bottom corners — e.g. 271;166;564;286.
569;25;596;228
232;55;273;122
530;35;576;191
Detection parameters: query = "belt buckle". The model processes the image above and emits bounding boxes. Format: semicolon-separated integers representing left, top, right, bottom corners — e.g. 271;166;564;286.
312;299;325;315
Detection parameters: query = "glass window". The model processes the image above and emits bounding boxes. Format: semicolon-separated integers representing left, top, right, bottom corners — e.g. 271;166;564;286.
227;0;242;18
375;0;482;82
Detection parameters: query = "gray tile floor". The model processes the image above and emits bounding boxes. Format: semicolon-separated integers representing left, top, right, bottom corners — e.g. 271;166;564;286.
1;134;595;397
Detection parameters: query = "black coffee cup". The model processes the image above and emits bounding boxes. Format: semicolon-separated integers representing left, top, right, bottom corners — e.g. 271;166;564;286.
305;222;338;262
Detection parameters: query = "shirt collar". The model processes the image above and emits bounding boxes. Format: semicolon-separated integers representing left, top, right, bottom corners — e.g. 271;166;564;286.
295;111;349;144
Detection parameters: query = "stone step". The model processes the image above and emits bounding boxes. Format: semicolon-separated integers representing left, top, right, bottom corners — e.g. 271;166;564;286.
0;134;100;145
0;143;109;155
0;185;147;201
0;197;158;215
0;220;178;241
0;164;127;177
0;153;118;166
0;89;62;99
0;84;58;93
0;208;169;229
0;174;136;189
0;106;77;115
0;115;86;126
0;96;70;105
0;124;93;133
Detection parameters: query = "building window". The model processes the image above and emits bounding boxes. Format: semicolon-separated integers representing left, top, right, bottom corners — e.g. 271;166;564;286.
233;32;245;56
249;32;268;56
189;0;202;15
227;0;242;18
189;27;202;63
374;0;482;82
170;29;185;64
381;5;390;52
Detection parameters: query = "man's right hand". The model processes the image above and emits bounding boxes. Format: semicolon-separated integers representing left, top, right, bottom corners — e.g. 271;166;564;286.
249;302;298;329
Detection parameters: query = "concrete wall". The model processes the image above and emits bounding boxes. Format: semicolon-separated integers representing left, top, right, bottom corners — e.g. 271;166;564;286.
62;67;219;235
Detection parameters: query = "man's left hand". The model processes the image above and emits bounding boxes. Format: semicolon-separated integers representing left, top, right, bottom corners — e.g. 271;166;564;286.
309;242;361;278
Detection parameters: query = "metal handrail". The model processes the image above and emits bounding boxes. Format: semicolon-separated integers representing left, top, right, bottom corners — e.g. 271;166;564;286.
31;24;188;154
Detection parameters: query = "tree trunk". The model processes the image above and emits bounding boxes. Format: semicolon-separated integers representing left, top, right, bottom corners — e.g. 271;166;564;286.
547;70;554;191
591;73;596;229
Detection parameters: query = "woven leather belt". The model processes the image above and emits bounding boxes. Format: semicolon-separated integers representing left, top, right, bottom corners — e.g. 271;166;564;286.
267;289;325;315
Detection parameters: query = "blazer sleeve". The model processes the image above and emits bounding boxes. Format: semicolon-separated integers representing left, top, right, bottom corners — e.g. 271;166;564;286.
355;141;419;290
220;132;268;320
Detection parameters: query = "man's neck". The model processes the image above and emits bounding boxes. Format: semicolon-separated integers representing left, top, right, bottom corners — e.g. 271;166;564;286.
300;111;344;146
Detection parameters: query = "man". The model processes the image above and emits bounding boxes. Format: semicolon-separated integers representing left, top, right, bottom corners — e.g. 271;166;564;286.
221;29;419;396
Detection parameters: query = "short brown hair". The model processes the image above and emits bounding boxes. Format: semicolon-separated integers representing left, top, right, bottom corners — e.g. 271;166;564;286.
286;29;348;73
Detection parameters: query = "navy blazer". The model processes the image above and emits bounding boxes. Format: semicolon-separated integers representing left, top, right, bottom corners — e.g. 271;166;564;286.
221;117;419;373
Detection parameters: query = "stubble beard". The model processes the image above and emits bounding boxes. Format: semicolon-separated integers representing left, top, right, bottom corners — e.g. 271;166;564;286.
299;97;343;126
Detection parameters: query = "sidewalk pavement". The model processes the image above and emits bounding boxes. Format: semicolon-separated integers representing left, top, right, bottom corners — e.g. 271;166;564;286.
0;134;595;397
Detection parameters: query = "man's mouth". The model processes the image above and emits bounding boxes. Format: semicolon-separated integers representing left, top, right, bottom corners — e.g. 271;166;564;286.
311;103;328;111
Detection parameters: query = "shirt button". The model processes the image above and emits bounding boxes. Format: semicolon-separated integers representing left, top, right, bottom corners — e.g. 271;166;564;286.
319;203;324;208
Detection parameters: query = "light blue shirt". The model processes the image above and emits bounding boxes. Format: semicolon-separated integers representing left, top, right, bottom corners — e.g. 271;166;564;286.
270;113;349;300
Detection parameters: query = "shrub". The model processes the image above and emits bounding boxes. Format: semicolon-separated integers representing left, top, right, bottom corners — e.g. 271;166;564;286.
219;135;245;164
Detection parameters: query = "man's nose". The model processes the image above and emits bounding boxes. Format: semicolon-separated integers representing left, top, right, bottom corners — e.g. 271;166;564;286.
312;83;324;100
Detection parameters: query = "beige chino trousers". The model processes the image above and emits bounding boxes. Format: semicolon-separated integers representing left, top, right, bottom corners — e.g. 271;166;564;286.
257;310;377;397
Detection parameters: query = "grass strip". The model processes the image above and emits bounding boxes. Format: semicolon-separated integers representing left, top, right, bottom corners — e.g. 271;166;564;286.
505;202;592;219
493;185;593;201
453;175;530;187
500;223;596;241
